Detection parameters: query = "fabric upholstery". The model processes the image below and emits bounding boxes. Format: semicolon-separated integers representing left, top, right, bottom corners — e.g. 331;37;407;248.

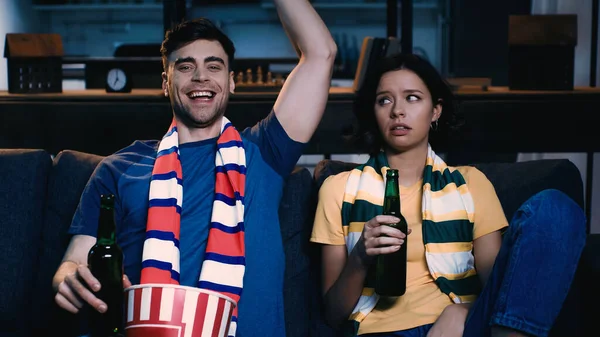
0;149;52;336
32;150;105;336
313;159;584;220
472;159;584;222
549;234;600;337
0;147;593;337
278;166;319;337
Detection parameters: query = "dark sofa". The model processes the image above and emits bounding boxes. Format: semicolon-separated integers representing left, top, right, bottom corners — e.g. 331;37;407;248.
0;148;598;337
310;158;598;337
0;148;321;337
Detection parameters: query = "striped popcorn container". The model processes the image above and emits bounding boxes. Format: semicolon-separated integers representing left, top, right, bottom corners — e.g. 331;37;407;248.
124;284;236;337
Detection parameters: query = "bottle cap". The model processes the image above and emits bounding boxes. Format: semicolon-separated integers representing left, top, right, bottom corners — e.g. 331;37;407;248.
100;194;115;208
386;169;399;177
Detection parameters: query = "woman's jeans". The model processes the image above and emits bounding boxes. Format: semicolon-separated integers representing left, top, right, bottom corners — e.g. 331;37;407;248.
362;189;587;337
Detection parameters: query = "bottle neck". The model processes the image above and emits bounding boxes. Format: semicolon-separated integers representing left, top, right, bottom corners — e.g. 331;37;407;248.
384;176;401;217
97;207;117;245
385;177;400;200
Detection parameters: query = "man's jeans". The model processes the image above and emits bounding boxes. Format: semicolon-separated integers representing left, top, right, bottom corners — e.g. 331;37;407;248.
362;189;587;337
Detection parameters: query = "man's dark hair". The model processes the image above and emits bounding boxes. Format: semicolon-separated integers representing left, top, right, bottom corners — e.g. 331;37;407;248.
160;18;236;71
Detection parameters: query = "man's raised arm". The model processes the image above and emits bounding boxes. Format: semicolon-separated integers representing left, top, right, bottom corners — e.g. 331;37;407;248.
272;0;337;143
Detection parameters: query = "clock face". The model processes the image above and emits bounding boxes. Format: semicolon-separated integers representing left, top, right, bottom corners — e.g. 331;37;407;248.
107;68;127;91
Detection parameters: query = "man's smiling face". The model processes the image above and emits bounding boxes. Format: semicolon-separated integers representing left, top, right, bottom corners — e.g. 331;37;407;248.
162;39;235;129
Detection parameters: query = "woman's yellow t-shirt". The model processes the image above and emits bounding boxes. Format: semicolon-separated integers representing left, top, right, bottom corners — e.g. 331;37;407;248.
310;166;508;335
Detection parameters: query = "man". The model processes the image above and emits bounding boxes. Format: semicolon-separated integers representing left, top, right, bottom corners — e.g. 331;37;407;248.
51;1;336;336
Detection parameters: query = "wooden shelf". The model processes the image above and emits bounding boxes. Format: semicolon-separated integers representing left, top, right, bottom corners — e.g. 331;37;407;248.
0;87;357;102
33;4;166;11
3;86;600;157
4;86;600;101
260;2;438;10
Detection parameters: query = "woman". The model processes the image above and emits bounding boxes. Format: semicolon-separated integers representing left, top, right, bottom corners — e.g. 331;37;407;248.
310;53;586;337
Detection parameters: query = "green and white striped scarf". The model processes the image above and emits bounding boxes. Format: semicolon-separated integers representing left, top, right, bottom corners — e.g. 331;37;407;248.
341;144;480;334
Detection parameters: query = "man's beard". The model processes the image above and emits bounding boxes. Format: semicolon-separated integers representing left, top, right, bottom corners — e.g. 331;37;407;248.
172;100;227;129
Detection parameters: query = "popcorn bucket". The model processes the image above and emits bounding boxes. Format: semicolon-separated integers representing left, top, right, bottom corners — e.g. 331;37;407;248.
124;284;236;337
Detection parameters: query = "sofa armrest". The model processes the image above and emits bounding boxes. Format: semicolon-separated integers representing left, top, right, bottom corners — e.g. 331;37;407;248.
32;149;104;336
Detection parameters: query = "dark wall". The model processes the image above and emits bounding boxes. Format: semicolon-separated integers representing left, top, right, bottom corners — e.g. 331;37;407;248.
449;0;532;85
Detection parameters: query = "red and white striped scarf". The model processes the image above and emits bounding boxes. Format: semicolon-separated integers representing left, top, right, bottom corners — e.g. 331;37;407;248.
141;116;246;337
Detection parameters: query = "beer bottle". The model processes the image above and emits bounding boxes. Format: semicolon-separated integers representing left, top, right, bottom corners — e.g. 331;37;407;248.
88;194;124;337
375;169;408;296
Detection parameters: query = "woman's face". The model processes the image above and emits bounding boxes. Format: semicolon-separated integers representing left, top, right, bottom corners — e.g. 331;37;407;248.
374;68;442;153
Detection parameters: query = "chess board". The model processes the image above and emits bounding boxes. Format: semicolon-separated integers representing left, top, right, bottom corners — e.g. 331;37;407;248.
234;66;285;92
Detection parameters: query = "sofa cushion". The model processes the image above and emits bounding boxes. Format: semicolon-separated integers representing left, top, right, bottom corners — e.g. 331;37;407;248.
32;150;104;336
0;148;52;336
578;234;600;327
472;159;584;222
313;160;358;190
313;159;584;223
278;166;319;337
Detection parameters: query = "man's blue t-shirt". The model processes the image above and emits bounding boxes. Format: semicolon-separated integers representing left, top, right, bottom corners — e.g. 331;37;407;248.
69;112;305;337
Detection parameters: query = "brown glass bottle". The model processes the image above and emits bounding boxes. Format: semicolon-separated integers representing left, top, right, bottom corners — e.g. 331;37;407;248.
88;194;124;337
375;169;408;296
